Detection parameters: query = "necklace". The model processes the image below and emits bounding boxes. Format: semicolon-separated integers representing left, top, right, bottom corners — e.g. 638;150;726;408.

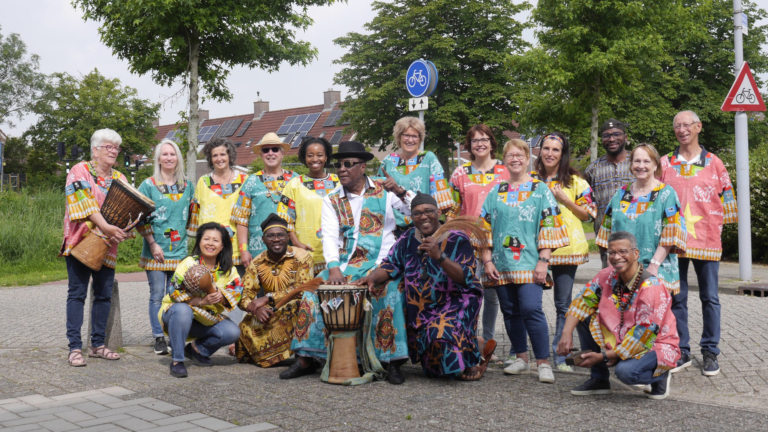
256;255;296;292
212;169;235;185
615;264;644;328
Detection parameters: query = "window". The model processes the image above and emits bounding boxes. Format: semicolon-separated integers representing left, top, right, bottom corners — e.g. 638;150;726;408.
319;132;326;138
236;121;251;137
276;112;321;135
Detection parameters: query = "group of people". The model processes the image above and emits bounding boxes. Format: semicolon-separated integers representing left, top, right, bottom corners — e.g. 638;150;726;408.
60;109;736;400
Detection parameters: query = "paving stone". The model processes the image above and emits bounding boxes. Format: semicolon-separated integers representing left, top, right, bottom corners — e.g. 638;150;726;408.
17;395;54;405
0;398;20;405
100;387;136;397
36;418;81;432
140;401;182;412
106;398;160;409
153;413;210;426
54;409;96;423
18;407;70;418
2;414;59;427
226;423;279;432
87;394;126;405
69;401;110;413
51;390;104;401
178;428;214;432
143;422;198;432
3;425;45;432
114;417;160;431
92;405;147;418
128;408;172;422
2;402;37;413
77;414;135;427
34;398;90;409
189;417;237;430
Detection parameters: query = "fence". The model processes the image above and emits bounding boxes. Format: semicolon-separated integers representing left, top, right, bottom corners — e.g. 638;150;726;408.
1;174;27;191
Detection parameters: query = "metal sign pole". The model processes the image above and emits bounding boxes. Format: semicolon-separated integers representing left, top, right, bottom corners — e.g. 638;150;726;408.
733;0;752;280
419;110;425;152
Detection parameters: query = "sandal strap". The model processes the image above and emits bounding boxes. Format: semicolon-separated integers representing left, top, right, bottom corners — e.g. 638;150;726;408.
92;346;119;358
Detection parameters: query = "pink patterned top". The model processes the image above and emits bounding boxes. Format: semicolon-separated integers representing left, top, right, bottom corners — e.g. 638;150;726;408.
59;161;131;269
447;160;510;218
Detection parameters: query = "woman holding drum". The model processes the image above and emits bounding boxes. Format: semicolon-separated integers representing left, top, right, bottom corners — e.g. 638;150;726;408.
60;129;131;367
136;139;195;356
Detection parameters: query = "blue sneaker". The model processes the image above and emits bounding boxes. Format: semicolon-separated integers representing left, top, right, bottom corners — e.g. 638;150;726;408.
648;372;671;400
670;351;691;373
169;361;188;378
702;352;720;376
185;343;213;367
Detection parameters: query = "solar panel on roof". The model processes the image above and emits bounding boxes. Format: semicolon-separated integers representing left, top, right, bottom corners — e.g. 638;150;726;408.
236;121;251;137
281;133;296;143
276;112;322;138
291;132;307;149
197;125;219;143
329;130;343;144
322;110;341;127
164;130;177;139
216;119;243;137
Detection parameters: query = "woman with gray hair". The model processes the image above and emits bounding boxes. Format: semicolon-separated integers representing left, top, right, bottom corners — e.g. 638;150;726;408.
135;139;195;355
377;116;454;237
59;128;131;366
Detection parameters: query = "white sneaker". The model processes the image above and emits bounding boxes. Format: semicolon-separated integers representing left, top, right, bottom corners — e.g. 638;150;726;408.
502;355;517;367
538;364;555;383
503;358;530;375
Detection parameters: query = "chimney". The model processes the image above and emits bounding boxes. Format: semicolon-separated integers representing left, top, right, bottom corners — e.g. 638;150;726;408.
324;89;341;111
253;100;269;120
198;109;210;122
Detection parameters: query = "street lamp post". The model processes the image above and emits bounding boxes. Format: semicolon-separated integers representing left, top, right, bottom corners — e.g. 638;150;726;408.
733;0;752;281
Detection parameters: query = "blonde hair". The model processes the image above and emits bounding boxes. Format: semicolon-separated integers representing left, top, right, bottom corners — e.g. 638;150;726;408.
630;143;662;178
152;139;187;185
392;117;426;148
502;139;529;159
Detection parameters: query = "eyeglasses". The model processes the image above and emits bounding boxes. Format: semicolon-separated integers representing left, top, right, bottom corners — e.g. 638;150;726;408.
504;153;526;160
607;248;636;257
261;147;282;154
333;161;365;169
601;132;624;140
264;232;287;240
673;121;699;131
412;208;438;219
402;134;420;141
471;138;491;145
98;145;121;153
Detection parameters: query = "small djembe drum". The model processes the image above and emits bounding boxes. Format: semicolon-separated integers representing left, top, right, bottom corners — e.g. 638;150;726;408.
183;264;216;296
317;284;368;384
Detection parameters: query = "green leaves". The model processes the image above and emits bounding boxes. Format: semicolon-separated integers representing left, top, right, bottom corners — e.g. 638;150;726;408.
0;25;49;129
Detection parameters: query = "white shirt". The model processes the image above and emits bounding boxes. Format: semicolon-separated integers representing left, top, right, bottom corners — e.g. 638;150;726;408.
321;177;414;271
676;150;701;165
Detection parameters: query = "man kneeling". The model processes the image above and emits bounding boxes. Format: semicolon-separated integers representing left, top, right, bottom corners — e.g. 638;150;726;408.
357;192;494;380
557;231;680;399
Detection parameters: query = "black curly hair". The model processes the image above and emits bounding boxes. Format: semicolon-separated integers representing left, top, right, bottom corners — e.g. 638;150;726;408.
297;136;333;167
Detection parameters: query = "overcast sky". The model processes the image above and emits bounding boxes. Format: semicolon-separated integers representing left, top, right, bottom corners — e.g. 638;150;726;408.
1;0;766;138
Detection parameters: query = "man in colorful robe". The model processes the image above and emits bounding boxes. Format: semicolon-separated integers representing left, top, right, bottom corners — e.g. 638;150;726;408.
557;231;680;400
236;214;314;367
281;141;415;384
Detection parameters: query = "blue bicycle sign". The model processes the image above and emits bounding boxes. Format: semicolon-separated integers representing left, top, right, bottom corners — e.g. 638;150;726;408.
406;60;438;98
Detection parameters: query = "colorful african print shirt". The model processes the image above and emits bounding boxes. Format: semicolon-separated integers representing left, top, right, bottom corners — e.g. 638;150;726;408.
231;170;296;258
596;183;687;294
447;160;510;218
531;172;597;265
378;151;454;226
236;246;314;367
584;155;634;235
291;177;415;363
660;147;737;261
190;172;248;265
279;173;340;274
567;266;681;376
159;256;243;328
380;229;482;378
480;179;569;286
136;178;195;271
60;161;134;269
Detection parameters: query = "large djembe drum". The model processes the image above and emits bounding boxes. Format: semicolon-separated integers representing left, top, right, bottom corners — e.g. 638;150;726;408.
317;284;368;384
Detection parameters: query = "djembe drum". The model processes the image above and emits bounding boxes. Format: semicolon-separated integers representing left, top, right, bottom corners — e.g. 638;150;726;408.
317;284;368;384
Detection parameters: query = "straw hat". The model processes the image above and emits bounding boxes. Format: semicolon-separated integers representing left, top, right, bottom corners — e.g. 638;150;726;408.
252;132;290;154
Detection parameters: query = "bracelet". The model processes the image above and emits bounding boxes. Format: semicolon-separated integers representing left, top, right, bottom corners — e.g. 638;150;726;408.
396;188;407;198
482;261;492;266
239;243;249;252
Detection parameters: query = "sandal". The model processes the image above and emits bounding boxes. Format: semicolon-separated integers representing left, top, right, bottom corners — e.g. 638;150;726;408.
68;350;87;367
458;339;497;381
89;345;120;360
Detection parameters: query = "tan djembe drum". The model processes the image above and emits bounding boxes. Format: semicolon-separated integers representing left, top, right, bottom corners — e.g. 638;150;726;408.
316;284;368;384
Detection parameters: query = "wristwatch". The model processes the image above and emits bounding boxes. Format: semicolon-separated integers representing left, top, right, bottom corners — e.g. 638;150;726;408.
538;257;549;264
602;351;609;364
650;258;662;266
437;252;448;264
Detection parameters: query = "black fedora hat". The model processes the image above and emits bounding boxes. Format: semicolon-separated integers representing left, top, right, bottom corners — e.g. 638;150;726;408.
332;141;375;162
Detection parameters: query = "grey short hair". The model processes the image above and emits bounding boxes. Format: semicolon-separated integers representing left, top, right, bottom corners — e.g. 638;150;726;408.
152;139;186;185
607;231;638;250
673;110;701;127
90;128;122;152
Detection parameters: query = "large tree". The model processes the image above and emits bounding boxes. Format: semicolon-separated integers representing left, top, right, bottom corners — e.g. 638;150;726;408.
0;25;48;129
25;69;159;188
1;136;30;175
333;0;531;169
73;0;337;180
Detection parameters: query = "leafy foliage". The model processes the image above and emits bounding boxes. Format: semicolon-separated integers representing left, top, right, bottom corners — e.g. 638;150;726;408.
0;25;49;129
333;0;531;168
2;136;30;174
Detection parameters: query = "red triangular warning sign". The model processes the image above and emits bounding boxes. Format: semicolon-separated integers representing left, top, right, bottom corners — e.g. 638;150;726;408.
722;62;766;112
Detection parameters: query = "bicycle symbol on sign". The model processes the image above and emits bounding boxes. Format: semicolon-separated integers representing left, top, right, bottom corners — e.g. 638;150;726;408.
408;69;427;88
735;88;757;104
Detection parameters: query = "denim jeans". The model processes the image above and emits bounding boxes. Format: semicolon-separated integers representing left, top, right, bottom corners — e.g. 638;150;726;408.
146;270;174;338
65;256;115;351
162;303;241;363
496;282;550;360
672;258;721;356
482;286;499;341
576;319;665;384
551;265;578;365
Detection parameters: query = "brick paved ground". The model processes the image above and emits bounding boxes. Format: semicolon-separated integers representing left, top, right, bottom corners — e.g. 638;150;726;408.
4;254;768;430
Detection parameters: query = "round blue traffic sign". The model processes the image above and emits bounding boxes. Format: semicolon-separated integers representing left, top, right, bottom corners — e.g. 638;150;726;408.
406;59;438;98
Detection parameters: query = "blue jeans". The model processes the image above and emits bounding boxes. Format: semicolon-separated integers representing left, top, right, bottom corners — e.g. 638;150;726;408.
496;283;550;360
576;319;665;384
672;258;720;356
551;265;578;365
65;256;115;351
147;270;174;338
482;286;499;341
162;303;241;363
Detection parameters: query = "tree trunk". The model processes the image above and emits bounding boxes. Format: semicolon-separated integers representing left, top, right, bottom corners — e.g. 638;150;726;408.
590;75;600;163
186;40;200;181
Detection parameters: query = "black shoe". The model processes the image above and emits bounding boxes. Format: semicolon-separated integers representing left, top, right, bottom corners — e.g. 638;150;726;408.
571;378;611;396
184;343;213;367
170;361;188;378
279;360;317;379
670;351;692;373
154;337;169;355
702;351;720;376
387;363;405;385
648;372;671;400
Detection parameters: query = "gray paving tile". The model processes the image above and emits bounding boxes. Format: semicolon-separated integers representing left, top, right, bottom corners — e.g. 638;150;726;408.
128;408;172;422
2;402;37;413
51;390;104;401
17;395;54;405
77;413;135;427
55;409;97;423
226;423;279;432
106;398;159;409
190;418;236;431
69;401;110;413
3;425;45;432
114;417;160;431
18;407;70;418
100;387;136;397
86;394;126;405
33;398;90;409
178;428;213;432
2;414;58;427
0;398;20;405
153;413;210;426
91;406;147;418
143;422;198;432
139;401;181;413
0;410;21;422
37;418;81;432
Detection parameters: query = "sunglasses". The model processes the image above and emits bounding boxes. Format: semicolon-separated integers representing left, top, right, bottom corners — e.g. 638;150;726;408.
332;161;365;169
261;147;282;154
